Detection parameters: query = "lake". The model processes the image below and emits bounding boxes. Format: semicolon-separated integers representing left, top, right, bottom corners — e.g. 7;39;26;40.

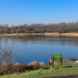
0;37;78;64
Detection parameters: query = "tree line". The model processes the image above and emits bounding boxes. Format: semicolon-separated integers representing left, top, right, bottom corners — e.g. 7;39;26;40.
0;23;78;33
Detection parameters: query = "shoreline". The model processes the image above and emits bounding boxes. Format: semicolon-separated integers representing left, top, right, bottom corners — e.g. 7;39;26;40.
0;32;78;38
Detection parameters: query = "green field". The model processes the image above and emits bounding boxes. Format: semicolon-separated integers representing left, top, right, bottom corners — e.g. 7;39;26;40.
0;66;78;78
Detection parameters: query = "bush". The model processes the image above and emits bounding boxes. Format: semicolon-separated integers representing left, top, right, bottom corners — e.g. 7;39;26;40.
52;53;63;69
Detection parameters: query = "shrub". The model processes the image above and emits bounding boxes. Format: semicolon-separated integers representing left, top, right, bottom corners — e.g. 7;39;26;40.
52;53;63;69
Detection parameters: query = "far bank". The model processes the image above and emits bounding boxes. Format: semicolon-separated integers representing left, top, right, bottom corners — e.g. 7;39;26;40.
0;32;78;38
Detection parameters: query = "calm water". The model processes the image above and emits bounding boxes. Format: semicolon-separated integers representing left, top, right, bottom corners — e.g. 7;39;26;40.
0;37;78;64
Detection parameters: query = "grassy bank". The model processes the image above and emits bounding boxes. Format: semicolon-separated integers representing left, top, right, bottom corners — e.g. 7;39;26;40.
1;66;78;78
0;32;78;38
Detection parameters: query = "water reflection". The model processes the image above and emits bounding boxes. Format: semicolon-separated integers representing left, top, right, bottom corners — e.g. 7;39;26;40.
0;37;78;64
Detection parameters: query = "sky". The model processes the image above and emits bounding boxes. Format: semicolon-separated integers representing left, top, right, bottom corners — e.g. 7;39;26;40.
0;0;77;24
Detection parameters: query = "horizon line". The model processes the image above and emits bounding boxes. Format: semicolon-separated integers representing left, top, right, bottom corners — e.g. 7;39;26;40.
0;21;78;26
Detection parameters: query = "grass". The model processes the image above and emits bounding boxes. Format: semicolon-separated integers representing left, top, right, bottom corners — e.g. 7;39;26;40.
1;66;78;78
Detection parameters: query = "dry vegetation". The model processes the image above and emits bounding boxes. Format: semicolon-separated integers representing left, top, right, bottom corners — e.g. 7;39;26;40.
0;23;78;34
